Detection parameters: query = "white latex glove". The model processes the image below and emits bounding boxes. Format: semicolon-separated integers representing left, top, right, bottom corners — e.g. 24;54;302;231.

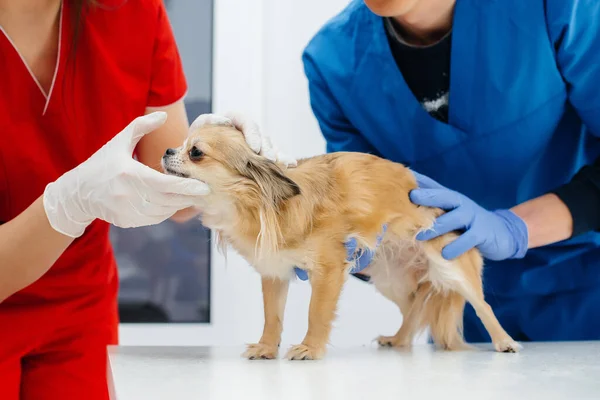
43;112;210;238
190;111;298;168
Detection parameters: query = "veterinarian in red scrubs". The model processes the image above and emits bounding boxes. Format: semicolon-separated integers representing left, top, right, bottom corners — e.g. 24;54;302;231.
0;1;290;398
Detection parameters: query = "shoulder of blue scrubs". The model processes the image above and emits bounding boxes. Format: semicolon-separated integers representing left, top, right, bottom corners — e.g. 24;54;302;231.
543;0;600;236
301;0;382;155
544;0;600;135
302;0;372;59
494;0;600;297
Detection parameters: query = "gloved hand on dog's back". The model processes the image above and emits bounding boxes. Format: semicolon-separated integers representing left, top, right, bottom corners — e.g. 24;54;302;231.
294;171;529;279
409;171;529;261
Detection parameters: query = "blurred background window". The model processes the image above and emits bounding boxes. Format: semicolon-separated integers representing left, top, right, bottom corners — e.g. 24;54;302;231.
110;0;213;324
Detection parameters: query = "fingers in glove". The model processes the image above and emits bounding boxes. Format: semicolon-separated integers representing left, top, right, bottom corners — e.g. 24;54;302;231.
260;135;277;162
189;113;233;131
278;152;298;168
295;267;309;281
125;112;168;154
149;175;209;196
133;202;184;219
440;229;479;260
113;198;177;227
353;249;376;272
409;188;463;210
159;178;210;197
345;237;359;259
145;192;207;210
223;111;262;154
130;178;208;210
269;143;297;168
134;163;210;196
411;171;444;189
225;112;298;167
416;209;469;241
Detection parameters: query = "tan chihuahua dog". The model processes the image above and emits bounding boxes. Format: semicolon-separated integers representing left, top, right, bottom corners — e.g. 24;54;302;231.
162;121;521;360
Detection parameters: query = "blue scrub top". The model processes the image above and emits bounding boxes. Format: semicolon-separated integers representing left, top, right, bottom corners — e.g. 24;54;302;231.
302;0;600;297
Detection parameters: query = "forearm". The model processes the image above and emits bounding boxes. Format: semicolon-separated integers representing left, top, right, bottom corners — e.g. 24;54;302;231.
139;102;200;223
0;196;74;302
511;158;600;249
510;193;573;249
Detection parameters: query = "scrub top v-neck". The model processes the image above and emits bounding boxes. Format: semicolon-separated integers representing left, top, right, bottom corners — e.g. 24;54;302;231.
0;1;64;115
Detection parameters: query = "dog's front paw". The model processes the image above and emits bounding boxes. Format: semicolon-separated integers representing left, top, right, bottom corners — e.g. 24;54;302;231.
494;338;522;353
243;343;279;360
285;344;325;360
376;335;410;348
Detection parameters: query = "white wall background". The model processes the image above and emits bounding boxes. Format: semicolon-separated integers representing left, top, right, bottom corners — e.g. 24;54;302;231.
120;0;426;348
167;0;213;104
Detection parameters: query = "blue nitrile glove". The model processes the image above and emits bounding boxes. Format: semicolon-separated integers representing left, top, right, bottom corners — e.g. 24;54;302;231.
294;225;387;281
408;171;529;261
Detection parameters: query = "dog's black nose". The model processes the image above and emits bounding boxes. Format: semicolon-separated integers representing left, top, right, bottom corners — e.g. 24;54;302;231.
164;148;176;157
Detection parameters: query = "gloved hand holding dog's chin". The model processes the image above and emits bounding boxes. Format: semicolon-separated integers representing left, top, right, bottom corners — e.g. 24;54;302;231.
43;111;296;239
43;112;211;238
409;171;529;261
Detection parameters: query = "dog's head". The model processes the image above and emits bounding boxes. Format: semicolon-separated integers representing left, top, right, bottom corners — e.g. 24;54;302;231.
161;123;300;209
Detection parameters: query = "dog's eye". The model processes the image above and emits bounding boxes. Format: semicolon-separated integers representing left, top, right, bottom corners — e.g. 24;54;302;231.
189;146;203;161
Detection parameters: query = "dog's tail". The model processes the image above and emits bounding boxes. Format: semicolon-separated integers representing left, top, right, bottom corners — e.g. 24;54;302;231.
423;289;470;351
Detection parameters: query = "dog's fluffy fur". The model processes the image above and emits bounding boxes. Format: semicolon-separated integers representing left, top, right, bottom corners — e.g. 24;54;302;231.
162;122;521;360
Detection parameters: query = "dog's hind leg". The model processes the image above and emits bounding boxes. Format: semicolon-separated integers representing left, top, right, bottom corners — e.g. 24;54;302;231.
423;238;521;353
453;277;521;353
376;282;431;348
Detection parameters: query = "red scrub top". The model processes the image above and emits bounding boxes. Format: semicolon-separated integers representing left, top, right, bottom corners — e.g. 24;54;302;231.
0;0;187;309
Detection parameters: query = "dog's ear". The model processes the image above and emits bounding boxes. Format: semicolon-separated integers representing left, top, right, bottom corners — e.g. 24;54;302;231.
241;157;301;204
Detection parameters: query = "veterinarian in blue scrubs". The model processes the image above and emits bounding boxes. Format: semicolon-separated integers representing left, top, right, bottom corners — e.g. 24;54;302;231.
300;0;600;342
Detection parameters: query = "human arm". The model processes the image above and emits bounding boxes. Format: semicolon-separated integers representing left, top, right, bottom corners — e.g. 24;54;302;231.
409;0;600;259
509;194;574;248
0;198;74;302
409;165;595;260
537;0;600;241
517;152;600;249
138;100;199;223
138;0;198;222
509;150;600;248
0;112;209;302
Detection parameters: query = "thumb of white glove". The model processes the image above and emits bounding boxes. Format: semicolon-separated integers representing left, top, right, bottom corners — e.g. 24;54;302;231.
43;112;210;238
